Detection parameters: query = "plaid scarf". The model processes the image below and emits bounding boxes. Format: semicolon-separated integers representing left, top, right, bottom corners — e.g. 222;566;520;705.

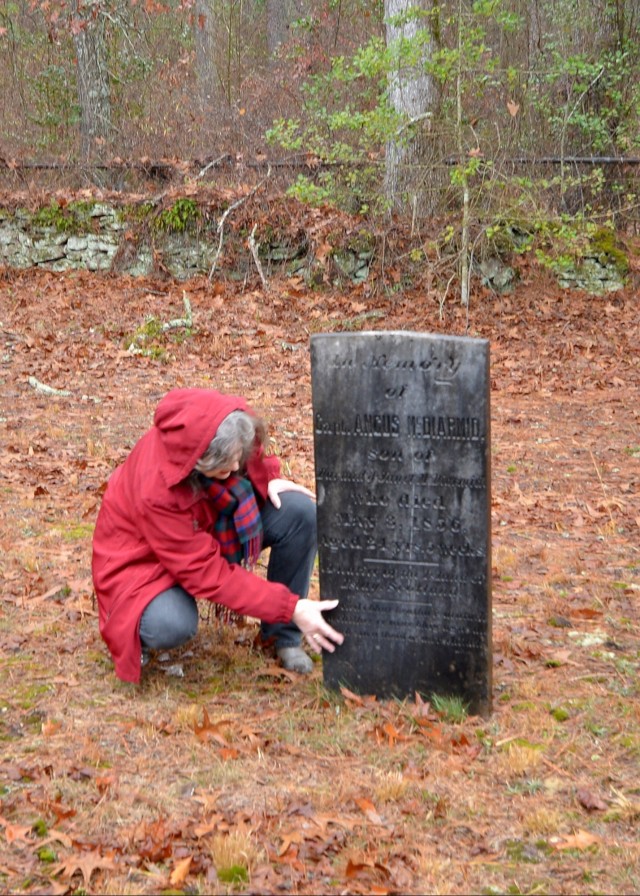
206;475;263;568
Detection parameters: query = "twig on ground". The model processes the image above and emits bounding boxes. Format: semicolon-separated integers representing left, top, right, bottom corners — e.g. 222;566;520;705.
248;224;269;291
197;154;231;179
540;754;574;778
127;293;194;355
439;272;457;319
161;292;193;331
208;194;251;281
27;376;72;397
589;449;615;527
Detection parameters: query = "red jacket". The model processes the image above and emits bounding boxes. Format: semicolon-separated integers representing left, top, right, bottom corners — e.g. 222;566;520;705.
92;388;299;682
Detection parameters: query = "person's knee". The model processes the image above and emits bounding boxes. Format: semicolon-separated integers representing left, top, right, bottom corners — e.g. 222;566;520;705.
140;588;199;649
261;491;317;558
173;601;199;644
288;492;317;545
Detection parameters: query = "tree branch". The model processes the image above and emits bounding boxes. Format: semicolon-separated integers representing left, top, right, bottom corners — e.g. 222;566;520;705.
208;165;272;282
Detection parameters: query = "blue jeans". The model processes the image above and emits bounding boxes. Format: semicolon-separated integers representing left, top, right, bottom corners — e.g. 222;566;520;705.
139;490;317;652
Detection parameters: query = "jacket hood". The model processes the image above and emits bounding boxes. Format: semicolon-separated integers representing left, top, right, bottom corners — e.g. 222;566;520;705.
154;388;249;488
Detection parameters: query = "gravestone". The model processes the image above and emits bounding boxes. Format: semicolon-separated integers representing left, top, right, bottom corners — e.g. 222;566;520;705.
311;331;492;715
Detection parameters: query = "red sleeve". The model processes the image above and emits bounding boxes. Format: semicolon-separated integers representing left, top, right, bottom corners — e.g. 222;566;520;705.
137;495;297;623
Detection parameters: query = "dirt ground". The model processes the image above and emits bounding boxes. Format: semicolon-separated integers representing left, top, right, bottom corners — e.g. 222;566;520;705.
0;255;639;895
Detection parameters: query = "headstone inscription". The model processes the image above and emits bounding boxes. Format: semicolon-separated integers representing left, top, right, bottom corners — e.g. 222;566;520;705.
310;331;492;716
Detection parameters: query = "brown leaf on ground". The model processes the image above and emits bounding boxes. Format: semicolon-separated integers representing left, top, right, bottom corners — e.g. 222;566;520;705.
552;829;602;851
169;854;193;885
340;686;377;707
577;788;609;811
3;823;33;844
354;797;384;826
53;848;117;887
193;707;232;745
255;664;299;682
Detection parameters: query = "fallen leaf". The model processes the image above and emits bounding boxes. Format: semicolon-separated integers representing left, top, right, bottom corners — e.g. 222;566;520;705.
413;692;433;718
170;855;192;885
40;829;74;850
339;686;365;705
193;815;223;838
255;664;299;682
570;608;603;620
354;797;383;825
218;747;239;760
42;718;63;736
577;788;608;811
53;848;117;887
417;721;448;750
308;812;360;833
4;823;33;844
345;857;392;891
382;721;407;746
279;828;305;856
552;829;601;851
346;858;374;878
194;707;233;745
340;686;377;707
96;773;117;793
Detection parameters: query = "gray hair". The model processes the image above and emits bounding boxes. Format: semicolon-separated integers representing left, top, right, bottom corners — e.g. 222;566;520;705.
195;410;264;476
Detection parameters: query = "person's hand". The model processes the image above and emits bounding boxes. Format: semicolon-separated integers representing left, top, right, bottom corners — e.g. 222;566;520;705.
292;599;344;653
267;478;315;510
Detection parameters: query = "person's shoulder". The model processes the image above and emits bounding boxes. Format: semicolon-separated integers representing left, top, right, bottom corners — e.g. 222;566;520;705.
146;473;203;514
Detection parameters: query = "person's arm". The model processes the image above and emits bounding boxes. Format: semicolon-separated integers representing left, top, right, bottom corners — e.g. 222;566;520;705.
137;496;297;623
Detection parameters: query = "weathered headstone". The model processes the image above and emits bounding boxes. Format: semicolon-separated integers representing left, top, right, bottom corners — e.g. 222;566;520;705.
311;331;492;715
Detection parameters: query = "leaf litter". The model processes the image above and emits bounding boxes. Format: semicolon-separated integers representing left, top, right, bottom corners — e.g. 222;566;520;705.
0;251;639;895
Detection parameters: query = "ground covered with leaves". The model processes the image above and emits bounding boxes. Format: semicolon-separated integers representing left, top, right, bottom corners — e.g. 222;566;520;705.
0;253;639;895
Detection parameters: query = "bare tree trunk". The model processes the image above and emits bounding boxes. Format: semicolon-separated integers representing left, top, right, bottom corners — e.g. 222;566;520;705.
456;0;469;307
384;0;438;217
526;0;542;67
71;0;112;162
194;0;218;110
266;0;297;56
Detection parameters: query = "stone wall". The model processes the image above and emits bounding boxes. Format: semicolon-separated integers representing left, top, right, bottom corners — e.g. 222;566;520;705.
0;203;214;279
0;200;628;293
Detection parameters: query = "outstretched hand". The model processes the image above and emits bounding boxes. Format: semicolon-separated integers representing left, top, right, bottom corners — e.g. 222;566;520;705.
292;599;344;653
267;478;315;510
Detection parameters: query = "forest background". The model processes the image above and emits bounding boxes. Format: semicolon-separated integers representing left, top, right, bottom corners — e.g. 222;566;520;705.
0;2;639;896
1;0;639;249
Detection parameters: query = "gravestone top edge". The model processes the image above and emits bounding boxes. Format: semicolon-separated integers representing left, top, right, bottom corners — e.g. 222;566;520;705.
311;330;489;347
